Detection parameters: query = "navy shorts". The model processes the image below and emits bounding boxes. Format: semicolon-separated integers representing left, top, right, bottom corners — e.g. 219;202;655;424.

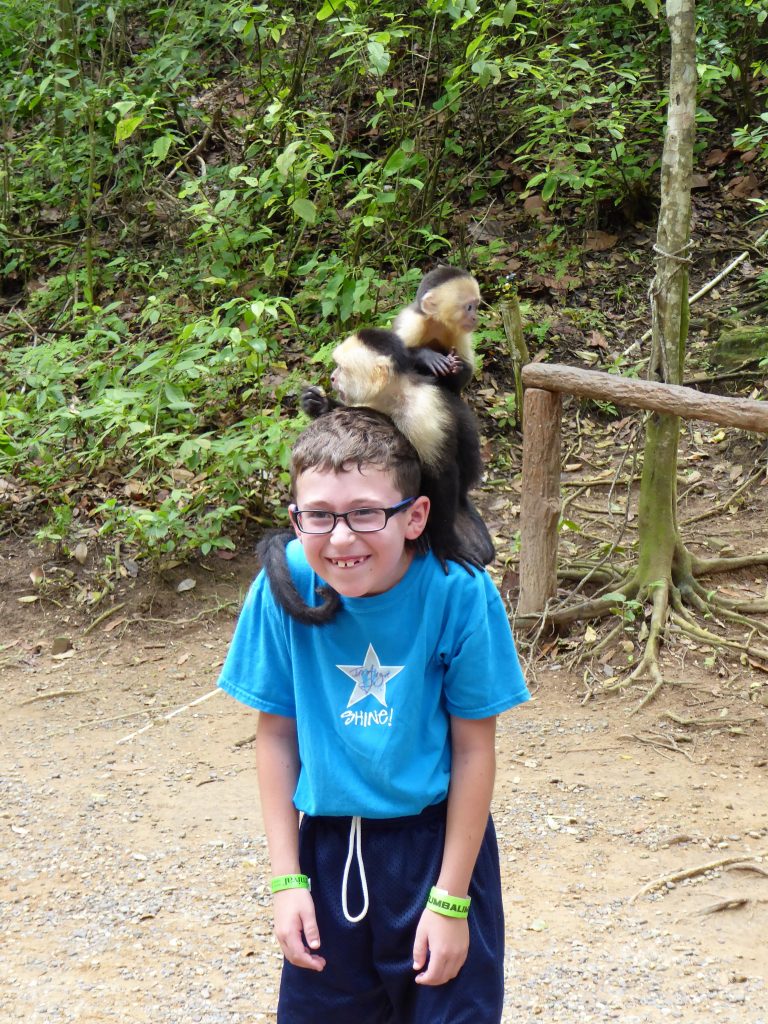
277;801;504;1024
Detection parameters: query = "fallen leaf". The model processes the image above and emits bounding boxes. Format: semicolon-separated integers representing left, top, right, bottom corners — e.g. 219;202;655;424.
726;173;760;198
176;578;196;593
691;172;713;189
584;230;618;251
102;616;127;633
52;649;76;661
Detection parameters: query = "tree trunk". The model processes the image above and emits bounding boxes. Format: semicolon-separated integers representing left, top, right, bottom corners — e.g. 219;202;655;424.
634;0;697;596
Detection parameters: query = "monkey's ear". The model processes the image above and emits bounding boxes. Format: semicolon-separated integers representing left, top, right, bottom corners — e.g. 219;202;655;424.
369;357;392;392
420;289;439;316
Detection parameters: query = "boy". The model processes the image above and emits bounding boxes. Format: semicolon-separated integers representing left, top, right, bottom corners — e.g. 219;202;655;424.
218;406;529;1023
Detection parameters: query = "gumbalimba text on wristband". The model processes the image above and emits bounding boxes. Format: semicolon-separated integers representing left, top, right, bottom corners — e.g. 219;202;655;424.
426;887;471;918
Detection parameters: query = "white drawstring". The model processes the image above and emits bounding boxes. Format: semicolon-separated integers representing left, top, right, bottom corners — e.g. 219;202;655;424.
341;815;369;923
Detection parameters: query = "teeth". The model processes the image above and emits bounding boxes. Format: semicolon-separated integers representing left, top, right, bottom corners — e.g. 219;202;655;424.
334;558;363;568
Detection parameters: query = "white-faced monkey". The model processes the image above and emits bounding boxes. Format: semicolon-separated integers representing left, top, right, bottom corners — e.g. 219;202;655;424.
258;328;495;624
392;266;481;393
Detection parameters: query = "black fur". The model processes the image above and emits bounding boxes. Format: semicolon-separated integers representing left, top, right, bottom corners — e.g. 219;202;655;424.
256;528;341;626
414;265;473;304
409;268;476;394
409;346;472;394
261;328;495;624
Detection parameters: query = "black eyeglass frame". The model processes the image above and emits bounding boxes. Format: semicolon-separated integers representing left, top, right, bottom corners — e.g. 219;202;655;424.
289;496;417;535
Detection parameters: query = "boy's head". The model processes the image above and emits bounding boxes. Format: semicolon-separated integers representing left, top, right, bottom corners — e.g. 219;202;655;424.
290;406;421;497
289;407;430;598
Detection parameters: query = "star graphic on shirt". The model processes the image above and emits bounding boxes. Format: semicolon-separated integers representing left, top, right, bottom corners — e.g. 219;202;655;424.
337;643;405;708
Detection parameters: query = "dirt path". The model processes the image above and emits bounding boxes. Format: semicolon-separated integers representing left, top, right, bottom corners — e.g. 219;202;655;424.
2;549;768;1023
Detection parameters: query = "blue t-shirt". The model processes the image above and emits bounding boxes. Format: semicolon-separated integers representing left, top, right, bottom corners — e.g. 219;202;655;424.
218;541;529;818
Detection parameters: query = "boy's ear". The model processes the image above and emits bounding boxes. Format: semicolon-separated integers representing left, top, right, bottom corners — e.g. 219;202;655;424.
405;495;430;540
288;504;302;539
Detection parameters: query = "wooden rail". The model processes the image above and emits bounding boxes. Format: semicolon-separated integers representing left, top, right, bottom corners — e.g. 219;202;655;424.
517;363;768;616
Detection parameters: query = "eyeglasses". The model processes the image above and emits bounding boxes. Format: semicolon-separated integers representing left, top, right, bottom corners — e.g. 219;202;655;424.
290;497;417;535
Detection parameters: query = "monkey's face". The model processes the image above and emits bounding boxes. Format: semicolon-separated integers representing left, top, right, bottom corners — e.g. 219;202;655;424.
332;337;390;404
450;283;481;332
423;281;481;334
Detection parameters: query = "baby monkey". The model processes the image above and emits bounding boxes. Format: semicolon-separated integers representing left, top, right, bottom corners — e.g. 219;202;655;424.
392;266;481;393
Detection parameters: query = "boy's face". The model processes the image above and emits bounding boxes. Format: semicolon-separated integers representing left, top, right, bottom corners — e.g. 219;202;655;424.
290;465;429;598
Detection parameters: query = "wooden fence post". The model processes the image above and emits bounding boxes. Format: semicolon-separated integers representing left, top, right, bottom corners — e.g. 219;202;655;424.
518;387;562;617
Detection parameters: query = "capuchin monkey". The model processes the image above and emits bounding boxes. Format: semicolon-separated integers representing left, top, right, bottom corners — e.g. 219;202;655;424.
259;328;495;625
392;266;481;393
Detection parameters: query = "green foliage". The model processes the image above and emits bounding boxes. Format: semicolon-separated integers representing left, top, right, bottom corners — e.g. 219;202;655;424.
1;0;764;560
0;292;302;562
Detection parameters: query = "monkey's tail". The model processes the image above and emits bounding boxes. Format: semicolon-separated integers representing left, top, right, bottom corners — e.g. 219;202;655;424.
456;501;496;567
256;529;341;625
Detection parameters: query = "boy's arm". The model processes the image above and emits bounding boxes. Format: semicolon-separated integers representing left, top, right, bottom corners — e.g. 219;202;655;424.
256;712;326;972
412;715;496;986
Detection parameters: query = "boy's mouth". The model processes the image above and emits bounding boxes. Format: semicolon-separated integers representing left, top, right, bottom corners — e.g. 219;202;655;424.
329;556;368;568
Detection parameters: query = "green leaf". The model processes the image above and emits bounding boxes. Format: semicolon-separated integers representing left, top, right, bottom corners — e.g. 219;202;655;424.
383;148;409;175
367;41;390;76
291;198;317;224
501;0;517;26
152;136;173;161
316;0;344;20
275;141;302;178
115;115;144;144
541;175;557;202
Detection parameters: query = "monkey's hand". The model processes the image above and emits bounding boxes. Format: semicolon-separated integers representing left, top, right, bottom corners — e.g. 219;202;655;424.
444;349;464;376
300;386;332;419
414;347;457;378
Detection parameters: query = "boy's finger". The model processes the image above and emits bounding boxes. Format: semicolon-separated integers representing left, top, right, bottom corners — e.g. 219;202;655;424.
415;955;458;987
301;914;322;950
412;929;428;971
282;933;326;971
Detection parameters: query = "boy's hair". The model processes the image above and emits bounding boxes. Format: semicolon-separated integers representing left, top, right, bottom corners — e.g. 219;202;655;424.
291;407;422;498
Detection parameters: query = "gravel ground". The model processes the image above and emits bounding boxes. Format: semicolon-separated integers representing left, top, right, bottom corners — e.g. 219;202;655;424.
3;610;768;1023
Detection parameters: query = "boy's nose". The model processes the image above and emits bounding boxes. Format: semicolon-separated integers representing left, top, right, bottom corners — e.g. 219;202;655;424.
328;518;356;543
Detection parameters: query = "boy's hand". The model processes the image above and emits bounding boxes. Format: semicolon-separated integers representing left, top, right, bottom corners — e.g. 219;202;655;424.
412;907;469;986
273;889;326;972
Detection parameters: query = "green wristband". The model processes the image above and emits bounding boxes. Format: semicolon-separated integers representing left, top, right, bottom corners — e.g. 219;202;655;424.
270;873;310;894
426;886;471;919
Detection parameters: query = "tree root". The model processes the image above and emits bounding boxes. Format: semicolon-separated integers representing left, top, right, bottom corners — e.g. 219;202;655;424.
630;850;768;902
688;896;768;917
536;497;768;709
669;609;768;662
683;581;768;638
691;551;768;575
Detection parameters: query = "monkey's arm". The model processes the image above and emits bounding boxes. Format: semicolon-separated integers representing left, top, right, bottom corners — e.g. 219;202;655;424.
300;386;340;419
411;347;473;392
